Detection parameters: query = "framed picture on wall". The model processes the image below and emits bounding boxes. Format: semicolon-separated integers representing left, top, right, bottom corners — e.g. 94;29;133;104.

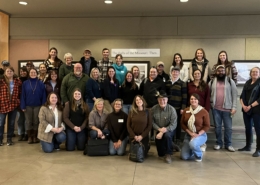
123;61;150;81
233;60;260;84
18;60;45;72
182;59;192;70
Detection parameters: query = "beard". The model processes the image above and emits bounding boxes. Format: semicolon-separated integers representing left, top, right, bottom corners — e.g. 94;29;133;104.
216;74;226;81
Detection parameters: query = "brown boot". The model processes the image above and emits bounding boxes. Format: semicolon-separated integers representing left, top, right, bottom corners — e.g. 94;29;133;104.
33;130;40;143
27;130;33;144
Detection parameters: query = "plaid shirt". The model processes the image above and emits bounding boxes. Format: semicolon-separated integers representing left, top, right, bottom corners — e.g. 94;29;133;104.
0;78;22;113
97;59;113;81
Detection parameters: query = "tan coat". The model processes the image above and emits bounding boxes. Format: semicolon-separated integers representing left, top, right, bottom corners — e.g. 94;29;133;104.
38;106;64;143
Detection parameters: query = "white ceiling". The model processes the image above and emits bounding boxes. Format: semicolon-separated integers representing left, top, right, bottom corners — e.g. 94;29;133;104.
1;0;260;17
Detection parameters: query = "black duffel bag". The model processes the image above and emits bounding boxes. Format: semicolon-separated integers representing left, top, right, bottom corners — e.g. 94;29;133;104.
84;139;109;156
129;140;145;163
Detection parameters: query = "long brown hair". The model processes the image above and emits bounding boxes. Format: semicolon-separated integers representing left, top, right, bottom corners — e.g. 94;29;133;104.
195;48;206;60
121;71;137;90
3;66;16;100
44;92;63;111
71;88;88;113
130;95;147;115
192;69;207;91
47;47;62;68
172;53;184;69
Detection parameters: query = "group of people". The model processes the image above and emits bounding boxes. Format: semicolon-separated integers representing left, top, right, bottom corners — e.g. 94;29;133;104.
0;47;259;164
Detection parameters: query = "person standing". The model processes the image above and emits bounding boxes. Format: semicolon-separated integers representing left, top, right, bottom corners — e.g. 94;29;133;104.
60;63;89;104
120;71;139;114
151;91;177;164
21;68;46;144
85;68;102;111
79;49;97;77
189;48;210;83
239;67;260;157
169;53;189;82
140;67;165;108
156;61;169;83
43;47;63;73
38;64;48;83
0;67;22;146
166;67;187;147
131;66;142;88
211;51;238;84
59;53;74;80
112;54;127;86
97;48;113;81
17;67;28;141
209;65;237;152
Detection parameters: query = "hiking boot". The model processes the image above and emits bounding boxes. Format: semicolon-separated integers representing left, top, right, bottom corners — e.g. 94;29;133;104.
164;154;172;164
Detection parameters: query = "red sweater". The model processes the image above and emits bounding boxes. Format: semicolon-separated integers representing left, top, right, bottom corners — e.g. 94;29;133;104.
187;82;210;112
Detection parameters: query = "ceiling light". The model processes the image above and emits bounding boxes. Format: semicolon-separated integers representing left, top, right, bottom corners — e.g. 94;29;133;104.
104;0;113;4
19;1;28;5
180;0;188;2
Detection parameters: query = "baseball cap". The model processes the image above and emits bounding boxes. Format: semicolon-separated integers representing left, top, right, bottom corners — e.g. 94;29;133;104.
156;61;164;67
1;60;10;66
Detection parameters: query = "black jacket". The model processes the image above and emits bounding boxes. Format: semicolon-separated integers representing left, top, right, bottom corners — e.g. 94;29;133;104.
79;56;98;76
139;76;165;108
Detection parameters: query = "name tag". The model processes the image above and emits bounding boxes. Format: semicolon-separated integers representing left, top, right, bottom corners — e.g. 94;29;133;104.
186;111;191;113
118;119;124;123
121;71;124;73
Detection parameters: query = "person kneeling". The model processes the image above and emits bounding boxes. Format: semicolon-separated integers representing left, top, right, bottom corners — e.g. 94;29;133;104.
63;88;89;151
89;98;110;139
38;93;66;153
180;93;210;162
107;99;128;155
151;90;177;164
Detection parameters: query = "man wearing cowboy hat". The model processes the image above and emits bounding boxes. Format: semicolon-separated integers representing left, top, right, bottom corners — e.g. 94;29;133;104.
151;90;177;164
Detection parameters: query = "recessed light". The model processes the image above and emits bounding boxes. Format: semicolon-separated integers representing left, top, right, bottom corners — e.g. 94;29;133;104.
104;0;113;4
19;1;28;5
180;0;188;2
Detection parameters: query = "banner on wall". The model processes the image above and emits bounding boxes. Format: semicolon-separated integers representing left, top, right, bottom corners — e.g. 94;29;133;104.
111;49;160;57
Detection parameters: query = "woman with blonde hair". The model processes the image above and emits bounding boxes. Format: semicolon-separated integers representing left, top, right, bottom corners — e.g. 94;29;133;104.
86;67;102;110
63;88;89;151
59;53;74;80
127;95;152;157
89;98;110;139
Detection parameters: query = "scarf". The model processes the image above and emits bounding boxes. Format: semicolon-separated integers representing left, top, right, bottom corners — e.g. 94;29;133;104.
187;105;203;133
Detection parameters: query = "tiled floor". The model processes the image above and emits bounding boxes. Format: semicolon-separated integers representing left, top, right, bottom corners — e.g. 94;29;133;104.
0;137;259;185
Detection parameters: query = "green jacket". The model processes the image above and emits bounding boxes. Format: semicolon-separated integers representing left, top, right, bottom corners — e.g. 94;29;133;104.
61;72;89;103
59;63;74;80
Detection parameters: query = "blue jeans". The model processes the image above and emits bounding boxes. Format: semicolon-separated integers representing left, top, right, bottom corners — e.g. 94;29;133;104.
122;105;131;114
0;109;18;140
109;137;128;155
17;111;27;135
87;103;94;112
40;132;66;153
155;131;174;156
89;129;110;139
181;133;207;160
212;109;232;147
66;128;86;151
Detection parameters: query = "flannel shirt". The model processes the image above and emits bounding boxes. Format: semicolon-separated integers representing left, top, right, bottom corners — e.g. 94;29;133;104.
0;78;22;113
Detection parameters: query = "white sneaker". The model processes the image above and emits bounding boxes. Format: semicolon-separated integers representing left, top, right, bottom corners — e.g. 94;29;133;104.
214;145;221;150
226;146;235;152
200;144;207;152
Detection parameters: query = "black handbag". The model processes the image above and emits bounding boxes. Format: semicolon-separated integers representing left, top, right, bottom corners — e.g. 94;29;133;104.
129;140;145;163
84;138;109;156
